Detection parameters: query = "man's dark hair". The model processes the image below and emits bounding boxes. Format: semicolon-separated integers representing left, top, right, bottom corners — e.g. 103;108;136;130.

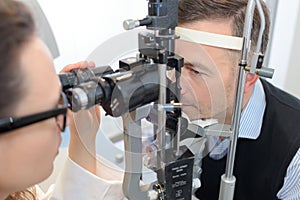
0;0;35;117
178;0;270;54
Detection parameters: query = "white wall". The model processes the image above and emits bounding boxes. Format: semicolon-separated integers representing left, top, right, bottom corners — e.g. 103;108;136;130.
267;0;300;98
37;0;147;71
284;5;300;98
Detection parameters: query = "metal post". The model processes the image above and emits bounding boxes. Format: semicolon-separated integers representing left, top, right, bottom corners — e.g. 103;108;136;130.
157;51;168;182
218;1;256;199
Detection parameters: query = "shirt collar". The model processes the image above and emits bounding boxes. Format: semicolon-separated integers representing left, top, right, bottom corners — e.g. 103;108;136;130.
239;79;266;139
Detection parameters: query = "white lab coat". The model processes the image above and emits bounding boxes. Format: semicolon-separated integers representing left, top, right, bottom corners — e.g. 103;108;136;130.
36;157;124;200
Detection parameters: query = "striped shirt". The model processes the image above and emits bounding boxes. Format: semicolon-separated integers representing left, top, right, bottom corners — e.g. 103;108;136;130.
208;80;300;200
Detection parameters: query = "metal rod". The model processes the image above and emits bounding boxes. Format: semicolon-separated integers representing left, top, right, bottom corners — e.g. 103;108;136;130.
175;57;182;156
225;68;246;178
241;0;256;65
255;0;266;54
219;1;257;200
176;117;182;155
250;0;266;73
157;51;167;175
225;0;256;178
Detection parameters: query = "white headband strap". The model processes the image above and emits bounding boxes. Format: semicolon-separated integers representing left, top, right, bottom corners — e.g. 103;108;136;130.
175;27;244;50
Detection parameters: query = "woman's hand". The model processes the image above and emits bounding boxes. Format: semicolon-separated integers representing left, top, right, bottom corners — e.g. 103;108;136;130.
60;61;101;175
60;61;96;73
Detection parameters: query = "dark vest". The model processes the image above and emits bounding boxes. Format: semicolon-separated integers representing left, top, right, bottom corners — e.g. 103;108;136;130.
195;80;300;200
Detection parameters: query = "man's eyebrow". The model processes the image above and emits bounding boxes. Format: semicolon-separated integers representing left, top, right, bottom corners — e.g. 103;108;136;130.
184;61;209;70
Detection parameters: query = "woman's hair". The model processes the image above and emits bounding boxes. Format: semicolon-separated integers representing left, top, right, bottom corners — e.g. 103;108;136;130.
0;1;36;199
5;188;36;200
0;0;35;117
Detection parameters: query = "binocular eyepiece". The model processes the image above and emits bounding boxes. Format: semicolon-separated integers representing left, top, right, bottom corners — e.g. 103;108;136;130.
59;61;175;117
59;66;113;113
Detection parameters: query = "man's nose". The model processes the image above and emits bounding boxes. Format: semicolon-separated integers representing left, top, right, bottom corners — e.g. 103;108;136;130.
179;70;189;95
167;69;184;92
66;110;72;127
180;81;187;96
166;69;176;82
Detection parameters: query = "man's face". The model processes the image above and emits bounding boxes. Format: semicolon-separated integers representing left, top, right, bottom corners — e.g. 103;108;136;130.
175;20;239;123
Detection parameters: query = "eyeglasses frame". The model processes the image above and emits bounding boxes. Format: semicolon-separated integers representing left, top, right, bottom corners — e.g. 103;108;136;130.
0;91;68;134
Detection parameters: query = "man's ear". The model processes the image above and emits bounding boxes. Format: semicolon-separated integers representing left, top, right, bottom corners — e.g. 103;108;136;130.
244;73;259;94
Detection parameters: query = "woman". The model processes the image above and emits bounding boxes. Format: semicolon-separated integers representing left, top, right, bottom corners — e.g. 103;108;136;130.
0;1;123;199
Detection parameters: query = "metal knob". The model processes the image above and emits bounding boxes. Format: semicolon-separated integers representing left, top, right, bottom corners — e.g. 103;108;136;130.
123;19;139;30
257;67;275;79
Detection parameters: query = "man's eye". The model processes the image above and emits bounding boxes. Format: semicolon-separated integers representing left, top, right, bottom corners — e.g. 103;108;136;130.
185;65;200;74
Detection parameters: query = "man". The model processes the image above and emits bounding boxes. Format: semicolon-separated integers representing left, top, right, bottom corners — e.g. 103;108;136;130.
175;0;300;199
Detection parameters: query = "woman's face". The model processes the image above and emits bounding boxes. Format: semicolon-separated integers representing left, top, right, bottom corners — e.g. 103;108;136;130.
0;36;62;193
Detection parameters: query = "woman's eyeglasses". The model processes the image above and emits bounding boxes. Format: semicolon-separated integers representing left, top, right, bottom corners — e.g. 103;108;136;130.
0;92;68;134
